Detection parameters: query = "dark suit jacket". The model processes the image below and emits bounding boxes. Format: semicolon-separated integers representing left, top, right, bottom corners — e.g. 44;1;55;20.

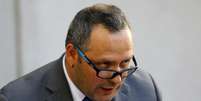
0;55;161;101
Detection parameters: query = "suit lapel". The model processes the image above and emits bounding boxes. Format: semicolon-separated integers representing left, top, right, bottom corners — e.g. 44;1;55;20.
45;89;73;101
43;55;73;101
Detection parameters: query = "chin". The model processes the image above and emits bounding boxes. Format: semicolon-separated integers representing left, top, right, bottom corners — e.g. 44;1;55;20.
94;93;115;101
94;97;113;101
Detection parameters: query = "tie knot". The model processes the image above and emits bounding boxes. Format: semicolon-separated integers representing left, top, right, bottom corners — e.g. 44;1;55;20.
83;96;92;101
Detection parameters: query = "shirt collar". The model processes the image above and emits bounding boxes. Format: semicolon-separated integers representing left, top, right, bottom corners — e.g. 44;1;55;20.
62;55;85;101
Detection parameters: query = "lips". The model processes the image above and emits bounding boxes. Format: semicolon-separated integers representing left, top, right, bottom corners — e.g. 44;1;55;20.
99;84;121;95
101;87;114;94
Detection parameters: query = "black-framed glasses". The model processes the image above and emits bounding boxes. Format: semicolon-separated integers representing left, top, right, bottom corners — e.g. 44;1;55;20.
76;47;138;79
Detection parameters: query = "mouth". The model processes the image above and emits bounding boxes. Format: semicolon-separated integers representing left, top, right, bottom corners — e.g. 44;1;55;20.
100;87;114;94
98;84;122;95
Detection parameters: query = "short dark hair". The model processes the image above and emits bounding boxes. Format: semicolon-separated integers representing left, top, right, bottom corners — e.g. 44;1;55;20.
65;3;131;50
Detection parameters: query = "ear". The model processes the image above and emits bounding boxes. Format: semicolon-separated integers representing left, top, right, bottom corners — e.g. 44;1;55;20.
65;43;79;67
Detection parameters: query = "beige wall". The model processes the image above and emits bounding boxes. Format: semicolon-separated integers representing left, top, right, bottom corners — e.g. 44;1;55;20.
1;0;201;101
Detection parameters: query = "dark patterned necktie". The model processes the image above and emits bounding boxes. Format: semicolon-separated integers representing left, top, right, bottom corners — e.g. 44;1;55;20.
82;96;92;101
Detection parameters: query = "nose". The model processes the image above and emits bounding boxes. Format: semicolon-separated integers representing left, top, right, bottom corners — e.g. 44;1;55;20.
109;66;123;84
109;74;122;84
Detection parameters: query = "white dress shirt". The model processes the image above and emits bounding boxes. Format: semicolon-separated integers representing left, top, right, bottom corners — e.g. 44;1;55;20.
62;55;85;101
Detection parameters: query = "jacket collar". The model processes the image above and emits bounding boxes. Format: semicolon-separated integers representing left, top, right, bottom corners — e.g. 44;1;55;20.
44;54;73;101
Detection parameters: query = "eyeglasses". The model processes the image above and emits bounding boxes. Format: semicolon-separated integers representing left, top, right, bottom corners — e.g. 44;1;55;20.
76;47;138;79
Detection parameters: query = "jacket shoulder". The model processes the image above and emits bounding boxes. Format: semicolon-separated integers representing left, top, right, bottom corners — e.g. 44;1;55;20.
124;68;162;101
0;58;60;101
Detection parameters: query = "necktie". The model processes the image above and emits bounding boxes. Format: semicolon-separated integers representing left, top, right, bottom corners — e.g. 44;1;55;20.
82;96;92;101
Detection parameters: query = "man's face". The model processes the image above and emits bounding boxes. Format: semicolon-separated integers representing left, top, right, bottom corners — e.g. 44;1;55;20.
68;24;133;101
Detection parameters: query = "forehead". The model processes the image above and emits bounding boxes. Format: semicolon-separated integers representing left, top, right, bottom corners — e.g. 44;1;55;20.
86;24;133;60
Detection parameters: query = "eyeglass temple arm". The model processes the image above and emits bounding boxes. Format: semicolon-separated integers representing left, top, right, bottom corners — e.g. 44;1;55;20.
132;56;138;67
77;49;89;62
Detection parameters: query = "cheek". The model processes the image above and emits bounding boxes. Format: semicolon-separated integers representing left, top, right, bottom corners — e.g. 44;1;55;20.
85;68;103;88
79;63;102;88
76;62;107;96
84;67;105;93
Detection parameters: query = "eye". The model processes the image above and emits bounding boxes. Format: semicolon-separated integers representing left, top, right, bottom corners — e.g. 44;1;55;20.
94;63;109;69
120;59;131;68
124;59;131;63
122;59;131;64
94;61;113;69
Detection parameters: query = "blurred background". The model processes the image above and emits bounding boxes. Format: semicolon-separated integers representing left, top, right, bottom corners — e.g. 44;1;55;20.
1;0;201;101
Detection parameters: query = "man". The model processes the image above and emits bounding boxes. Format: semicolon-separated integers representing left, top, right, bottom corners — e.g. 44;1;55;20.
0;3;161;101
